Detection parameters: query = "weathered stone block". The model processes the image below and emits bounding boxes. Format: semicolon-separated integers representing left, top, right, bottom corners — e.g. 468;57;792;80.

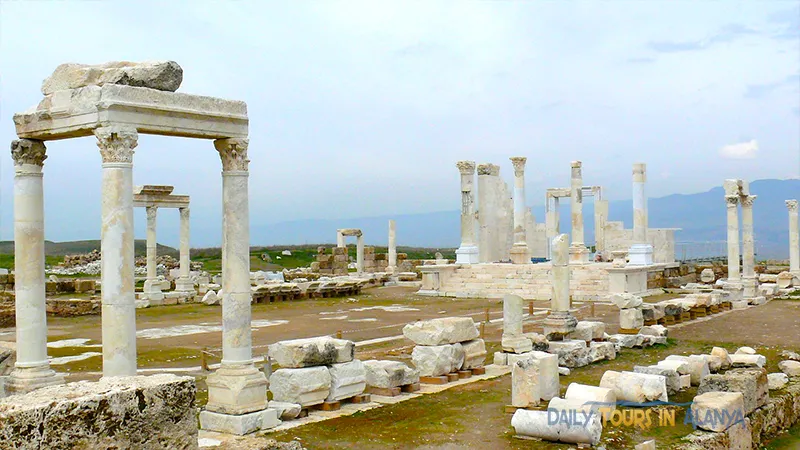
730;354;766;368
511;409;601;445
564;383;616;411
620;308;644;329
402;317;479;345
326;360;366;402
711;347;732;371
768;373;789;390
269;367;331;407
268;337;355;368
689;391;745;432
697;368;768;414
512;358;540;408
411;344;463;376
460;339;487;369
634;365;681;394
779;360;800;377
0;374;196;449
610;292;643;309
599;370;668;403
363;360;419;389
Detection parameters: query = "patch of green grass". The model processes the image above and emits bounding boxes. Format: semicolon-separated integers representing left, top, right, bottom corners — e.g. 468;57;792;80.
763;420;800;449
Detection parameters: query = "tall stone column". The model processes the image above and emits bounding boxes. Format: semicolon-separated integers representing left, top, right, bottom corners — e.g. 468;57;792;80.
788;200;799;275
501;294;532;353
145;206;158;281
628;163;653;265
336;231;345;248
595;199;609;256
509;157;530;264
543;234;577;340
203;138;268;423
387;219;397;273
545;196;560;260
356;235;365;273
568;161;588;264
726;195;741;282
455;161;479;264
741;195;757;298
95;126;138;377
6;139;64;393
175;207;194;292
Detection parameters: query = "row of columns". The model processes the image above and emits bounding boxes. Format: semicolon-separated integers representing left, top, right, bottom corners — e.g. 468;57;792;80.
725;185;757;299
144;205;193;292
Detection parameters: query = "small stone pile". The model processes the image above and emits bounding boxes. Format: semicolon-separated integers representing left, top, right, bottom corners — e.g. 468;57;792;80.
612;292;645;332
134;255;179;270
403;317;487;378
268;336;366;410
60;249;101;268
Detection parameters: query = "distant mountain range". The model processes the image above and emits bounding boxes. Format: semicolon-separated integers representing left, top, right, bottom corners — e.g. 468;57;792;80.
249;179;800;259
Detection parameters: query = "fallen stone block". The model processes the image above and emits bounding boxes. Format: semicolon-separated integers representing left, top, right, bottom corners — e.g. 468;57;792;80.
567;321;594;342
411;343;463;376
269;367;331;407
634;365;681;394
599;370;668;403
589;341;616;363
501;335;533;354
697;368;768;414
711;347;732;371
779;360;800;377
269;336;355;368
530;351;560;401
493;351;508;366
767;373;789;390
402;317;479;345
511;408;601;445
610;292;643;309
696;354;723;373
635;439;656;450
729;354;766;368
460;339;487;369
665;355;709;385
639;325;668;337
268;401;302;420
735;346;755;355
680;374;692;390
620;308;644;329
327;359;366;402
689;391;746;432
641;304;665;322
657;359;690;375
564;383;616;411
363;360;419;389
511;358;540;408
682;418;752;450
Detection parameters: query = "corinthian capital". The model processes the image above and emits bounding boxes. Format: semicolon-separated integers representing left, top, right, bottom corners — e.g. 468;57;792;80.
510;157;527;177
215;138;249;171
10;139;47;167
146;206;157;221
787;199;799;212
740;195;756;208
725;195;739;207
94;125;138;164
456;160;475;175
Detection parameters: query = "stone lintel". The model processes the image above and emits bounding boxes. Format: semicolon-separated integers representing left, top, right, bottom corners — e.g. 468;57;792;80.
338;228;363;237
547;186;602;199
133;194;190;209
14;84;248;141
135;185;174;195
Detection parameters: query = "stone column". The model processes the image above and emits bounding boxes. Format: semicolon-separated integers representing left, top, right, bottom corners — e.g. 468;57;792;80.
175;207;194;292
456;161;479;264
741;195;757;298
145;206;158;281
543;233;577;340
628;163;653;265
788;200;799;275
356;235;365;273
568;161;588;264
545;196;560;260
501;294;532;353
336;231;345;248
6;139;64;393
595;199;609;257
726;195;741;282
203;138;268;422
387;219;397;273
95;125;138;377
509;157;530;264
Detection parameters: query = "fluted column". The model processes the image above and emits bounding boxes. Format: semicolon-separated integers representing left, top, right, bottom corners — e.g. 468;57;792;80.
509;157;530;264
628;163;653;265
387;220;397;273
145;206;158;281
455;160;479;264
543;233;577;340
726;195;741;282
95;125;138;377
569;161;588;264
6;139;64;393
175;207;194;292
204;138;268;416
788;200;799;275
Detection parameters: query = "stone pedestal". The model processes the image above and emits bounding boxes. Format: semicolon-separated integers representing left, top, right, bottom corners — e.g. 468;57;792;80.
628;163;653;266
7;139;64;394
96;126;138;378
456;161;479;264
509;157;530;264
543;234;577;339
787;200;799;275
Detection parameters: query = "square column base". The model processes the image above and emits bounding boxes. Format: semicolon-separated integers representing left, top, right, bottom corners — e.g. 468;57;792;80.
721;281;744;302
568;245;589;265
455;245;479;264
205;365;269;415
542;313;578;341
200;408;280;435
742;277;758;299
627;244;653;266
509;244;531;264
175;278;195;293
6;367;65;394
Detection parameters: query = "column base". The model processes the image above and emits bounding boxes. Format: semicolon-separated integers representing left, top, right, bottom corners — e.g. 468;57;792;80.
6;365;65;394
199;408;280;435
721;281;744;302
205;363;269;415
742;276;758;299
542;312;577;341
501;335;533;354
175;278;195;293
509;244;531;264
455;245;479;264
627;244;653;266
568;245;589;265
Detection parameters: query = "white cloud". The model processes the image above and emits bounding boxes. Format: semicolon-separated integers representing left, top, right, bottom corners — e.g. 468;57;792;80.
719;139;759;159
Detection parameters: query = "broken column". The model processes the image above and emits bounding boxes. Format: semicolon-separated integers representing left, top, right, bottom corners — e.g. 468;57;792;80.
788;200;799;275
509;157;530;264
387;219;397;273
568;161;589;264
95;126;138;377
502;294;532;353
455;161;479;264
628;163;653;266
543;234;577;339
511;358;540;408
6;139;64;393
741;195;758;299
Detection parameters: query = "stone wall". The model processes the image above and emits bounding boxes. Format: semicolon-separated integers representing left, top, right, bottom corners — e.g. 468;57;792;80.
0;374;197;450
312;247;410;274
477;165;513;263
0;273;97;298
604;222;677;263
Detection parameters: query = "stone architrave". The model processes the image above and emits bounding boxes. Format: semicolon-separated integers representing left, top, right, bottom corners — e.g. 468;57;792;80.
628;163;653;266
741;195;758;298
787;200;799;276
502;294;533;353
568;161;589;264
543;234;577;339
726;194;741;282
509;157;530;264
387;219;397;273
96;125;139;377
455;161;479;264
6;139;64;393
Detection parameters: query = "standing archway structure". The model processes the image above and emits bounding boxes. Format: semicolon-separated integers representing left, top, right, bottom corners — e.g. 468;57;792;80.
337;228;365;273
11;61;273;433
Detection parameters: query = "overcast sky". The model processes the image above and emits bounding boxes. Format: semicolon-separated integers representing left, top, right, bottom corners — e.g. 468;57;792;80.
0;0;798;247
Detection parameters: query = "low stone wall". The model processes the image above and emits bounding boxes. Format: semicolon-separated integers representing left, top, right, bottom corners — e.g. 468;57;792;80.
46;298;101;316
0;274;97;298
0;374;197;450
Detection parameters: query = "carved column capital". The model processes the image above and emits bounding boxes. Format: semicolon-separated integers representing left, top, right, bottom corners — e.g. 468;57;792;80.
10;139;47;167
146;206;158;221
740;195;756;208
94;126;138;164
787;199;799;212
456;160;476;175
725;195;740;207
180;207;190;218
510;157;527;177
215;138;249;172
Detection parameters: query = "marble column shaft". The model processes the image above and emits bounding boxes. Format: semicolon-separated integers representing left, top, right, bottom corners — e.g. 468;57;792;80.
356;235;365;273
594;199;608;253
632;163;648;244
145;206;158;281
176;206;192;290
8;139;63;392
569;161;584;246
726;195;741;282
511;157;528;246
387;220;397;272
458;161;477;246
552;234;570;312
788;200;799;274
95;125;138;377
741;195;756;278
336;232;345;248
